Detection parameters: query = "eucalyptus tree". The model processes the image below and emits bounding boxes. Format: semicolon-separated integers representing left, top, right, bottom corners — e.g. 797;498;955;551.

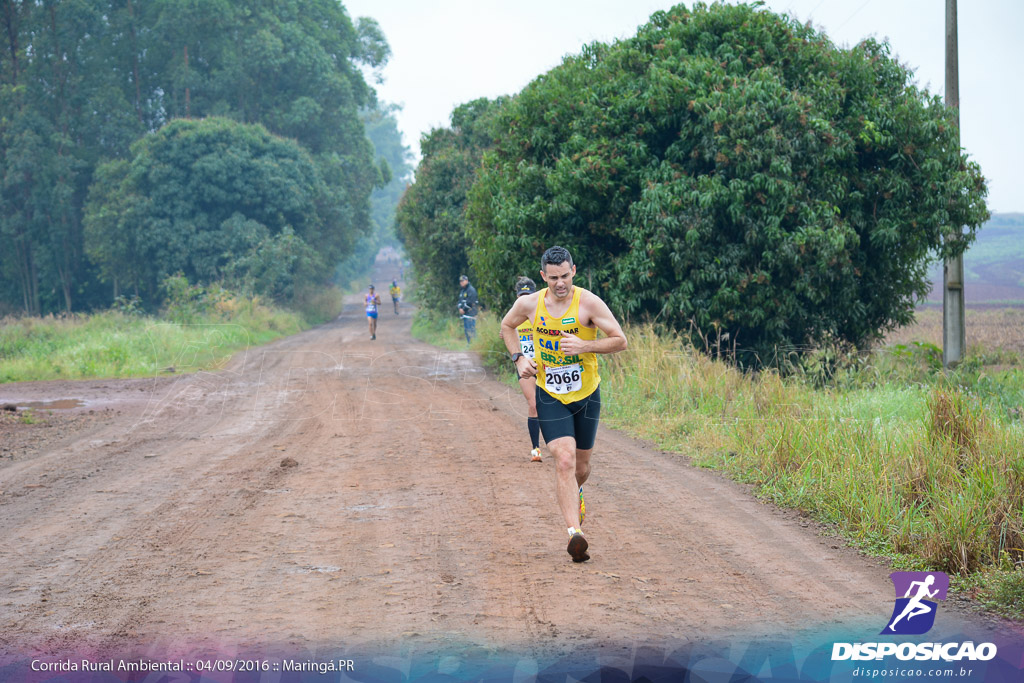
1;0;141;313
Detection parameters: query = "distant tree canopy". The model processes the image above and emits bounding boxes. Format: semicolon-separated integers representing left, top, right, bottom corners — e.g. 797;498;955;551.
363;103;415;240
1;0;388;314
461;2;988;364
395;97;507;314
334;103;415;286
85;118;335;302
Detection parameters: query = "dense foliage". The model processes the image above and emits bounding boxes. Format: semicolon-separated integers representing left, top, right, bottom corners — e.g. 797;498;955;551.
395;97;507;314
85;118;335;302
1;0;388;314
465;2;988;364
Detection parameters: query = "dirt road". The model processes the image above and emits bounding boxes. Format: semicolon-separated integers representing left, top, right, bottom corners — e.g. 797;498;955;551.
0;293;1014;667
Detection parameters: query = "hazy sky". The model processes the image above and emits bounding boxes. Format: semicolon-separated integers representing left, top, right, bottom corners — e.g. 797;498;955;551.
342;0;1023;213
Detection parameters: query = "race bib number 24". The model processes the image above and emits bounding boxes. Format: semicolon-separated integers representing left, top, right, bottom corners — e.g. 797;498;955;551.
520;337;535;359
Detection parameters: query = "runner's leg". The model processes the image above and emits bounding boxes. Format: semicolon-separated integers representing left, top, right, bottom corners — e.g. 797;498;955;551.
518;376;535;407
528;415;540;447
548;436;582;529
536;386;579;527
575;448;592;487
537;386;589;560
571;387;600;522
519;376;541;459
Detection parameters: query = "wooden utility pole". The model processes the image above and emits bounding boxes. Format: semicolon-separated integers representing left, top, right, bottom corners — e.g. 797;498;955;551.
184;44;190;119
943;0;965;368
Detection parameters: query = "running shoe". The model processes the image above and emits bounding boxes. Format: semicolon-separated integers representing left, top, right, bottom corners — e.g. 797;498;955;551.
567;529;590;563
579;486;585;526
530;448;542;462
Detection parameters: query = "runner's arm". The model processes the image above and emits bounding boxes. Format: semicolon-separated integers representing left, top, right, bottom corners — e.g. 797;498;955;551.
500;296;538;377
572;293;627;355
500;296;530;353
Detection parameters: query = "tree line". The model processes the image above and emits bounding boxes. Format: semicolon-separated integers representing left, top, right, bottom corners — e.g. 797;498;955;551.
396;2;989;366
1;0;409;316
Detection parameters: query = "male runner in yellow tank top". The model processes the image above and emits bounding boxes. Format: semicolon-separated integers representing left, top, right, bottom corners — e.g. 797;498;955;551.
500;246;628;562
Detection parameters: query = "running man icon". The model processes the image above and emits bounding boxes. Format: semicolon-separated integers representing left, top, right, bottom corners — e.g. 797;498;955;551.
882;571;949;635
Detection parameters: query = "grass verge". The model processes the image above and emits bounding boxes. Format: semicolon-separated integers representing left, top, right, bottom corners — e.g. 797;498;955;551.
598;324;1024;617
410;311;474;351
0;301;308;384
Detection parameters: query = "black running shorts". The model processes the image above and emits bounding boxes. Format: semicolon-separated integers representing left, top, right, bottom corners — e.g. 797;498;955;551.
535;384;601;450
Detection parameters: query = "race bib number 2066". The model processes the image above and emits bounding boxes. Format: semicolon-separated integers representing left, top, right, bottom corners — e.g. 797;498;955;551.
544;363;582;395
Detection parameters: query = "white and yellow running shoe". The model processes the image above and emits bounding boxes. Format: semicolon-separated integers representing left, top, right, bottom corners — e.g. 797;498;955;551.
530;448;542;462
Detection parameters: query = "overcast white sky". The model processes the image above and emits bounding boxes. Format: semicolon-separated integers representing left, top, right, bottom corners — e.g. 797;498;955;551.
342;0;1023;213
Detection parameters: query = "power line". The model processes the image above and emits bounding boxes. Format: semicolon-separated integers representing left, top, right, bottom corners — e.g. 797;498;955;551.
836;0;873;32
808;0;828;19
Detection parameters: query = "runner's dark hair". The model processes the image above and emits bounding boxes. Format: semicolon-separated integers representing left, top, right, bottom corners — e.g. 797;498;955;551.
514;276;536;294
540;246;573;270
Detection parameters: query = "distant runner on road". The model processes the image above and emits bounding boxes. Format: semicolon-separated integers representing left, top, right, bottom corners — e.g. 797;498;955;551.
366;285;382;340
512;277;543;463
500;246;628;562
390;280;401;315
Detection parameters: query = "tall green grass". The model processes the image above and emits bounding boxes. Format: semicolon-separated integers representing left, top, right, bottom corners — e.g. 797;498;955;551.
410;311;472;351
593;325;1024;614
0;303;307;384
0;269;356;384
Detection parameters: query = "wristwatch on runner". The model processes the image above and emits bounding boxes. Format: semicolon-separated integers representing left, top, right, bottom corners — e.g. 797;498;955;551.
509;352;524;363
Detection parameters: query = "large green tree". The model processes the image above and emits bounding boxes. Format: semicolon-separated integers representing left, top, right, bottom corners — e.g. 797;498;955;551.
84;117;332;302
467;3;988;364
395;97;507;314
1;0;388;314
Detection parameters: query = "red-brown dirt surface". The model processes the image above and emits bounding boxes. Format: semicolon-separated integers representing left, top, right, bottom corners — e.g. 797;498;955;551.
0;292;1017;666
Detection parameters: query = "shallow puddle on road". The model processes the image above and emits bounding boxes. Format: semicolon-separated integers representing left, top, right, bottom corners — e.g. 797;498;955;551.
14;399;85;410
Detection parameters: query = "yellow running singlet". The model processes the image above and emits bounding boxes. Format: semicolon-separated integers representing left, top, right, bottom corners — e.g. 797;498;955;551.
532;287;600;404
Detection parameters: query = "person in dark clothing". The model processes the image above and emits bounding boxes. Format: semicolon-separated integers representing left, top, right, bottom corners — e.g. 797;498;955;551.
457;275;479;344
